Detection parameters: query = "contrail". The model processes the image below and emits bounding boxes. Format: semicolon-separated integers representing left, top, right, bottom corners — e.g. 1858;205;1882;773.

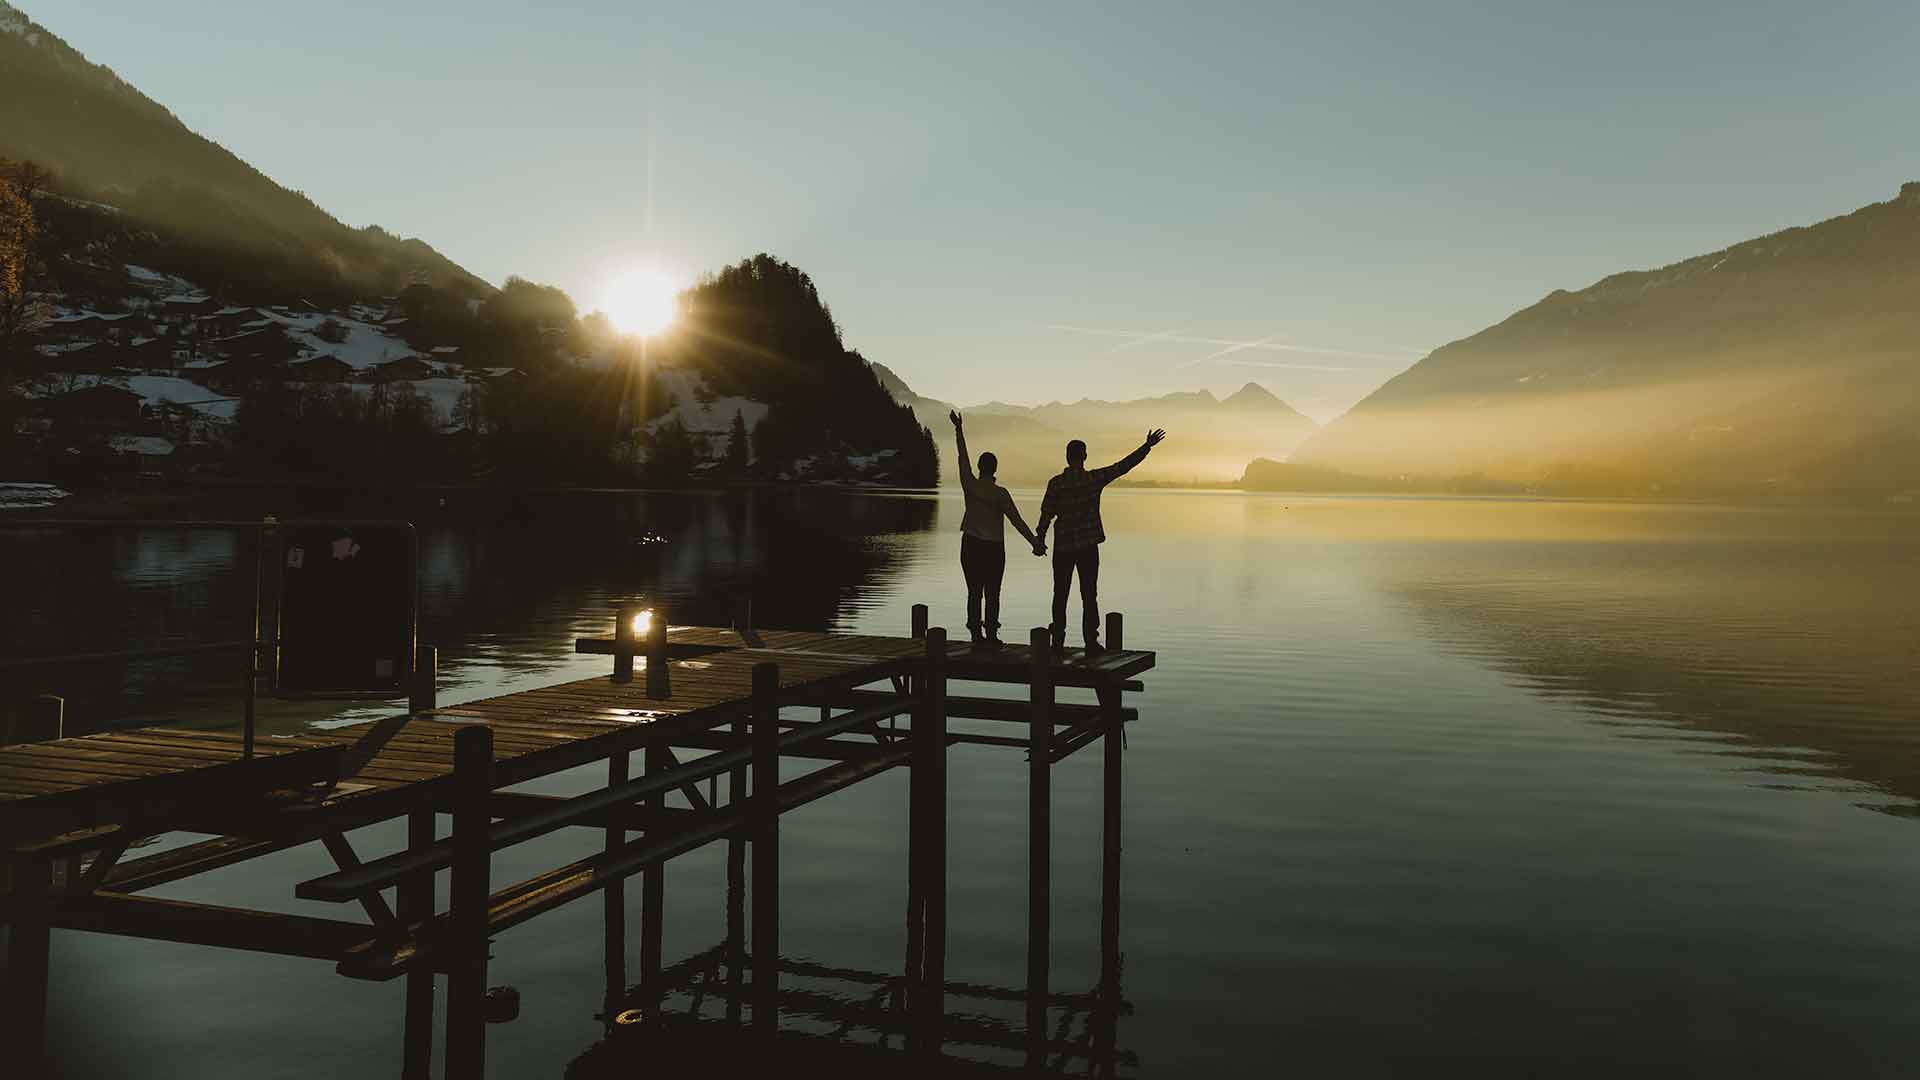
1041;323;1402;365
1106;327;1188;354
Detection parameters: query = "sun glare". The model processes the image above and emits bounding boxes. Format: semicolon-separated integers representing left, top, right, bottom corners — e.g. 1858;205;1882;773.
601;264;681;337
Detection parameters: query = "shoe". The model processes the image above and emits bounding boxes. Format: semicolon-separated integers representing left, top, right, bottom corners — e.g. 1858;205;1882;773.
983;634;1004;653
1084;639;1106;657
969;631;987;653
1049;628;1065;656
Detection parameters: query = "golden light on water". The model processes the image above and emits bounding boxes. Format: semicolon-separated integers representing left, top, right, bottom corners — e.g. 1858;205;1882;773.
630;608;655;637
600;263;681;337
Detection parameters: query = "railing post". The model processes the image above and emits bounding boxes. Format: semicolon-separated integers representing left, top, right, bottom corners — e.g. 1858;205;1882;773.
612;603;639;684
4;854;51;1071
400;809;436;1080
645;605;670;700
910;627;948;1053
751;662;781;1034
410;644;438;715
1106;611;1123;653
446;724;494;1077
911;603;929;640
1026;626;1053;1066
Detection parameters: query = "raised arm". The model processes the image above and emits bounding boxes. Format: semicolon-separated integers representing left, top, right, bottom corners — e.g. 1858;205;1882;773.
1093;428;1167;484
949;411;975;489
1036;480;1056;543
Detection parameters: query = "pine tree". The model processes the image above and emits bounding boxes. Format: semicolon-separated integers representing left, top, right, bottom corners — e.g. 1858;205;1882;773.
726;409;750;472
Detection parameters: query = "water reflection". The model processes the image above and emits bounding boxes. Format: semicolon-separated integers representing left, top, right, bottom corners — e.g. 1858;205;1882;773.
1381;506;1920;813
0;490;936;737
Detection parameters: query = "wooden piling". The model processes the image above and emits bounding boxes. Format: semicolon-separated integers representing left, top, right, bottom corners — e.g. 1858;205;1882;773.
911;603;929;640
409;645;437;715
751;661;780;1033
4;854;52;1071
612;603;639;684
645;605;670;700
640;742;667;1010
10;694;64;745
910;627;948;1052
604;750;629;1017
1099;615;1125;1079
399;809;436;1080
446;724;493;1077
1026;626;1053;1063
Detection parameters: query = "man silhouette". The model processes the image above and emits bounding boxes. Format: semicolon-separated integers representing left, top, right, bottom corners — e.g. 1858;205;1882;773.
1035;428;1167;655
950;411;1045;651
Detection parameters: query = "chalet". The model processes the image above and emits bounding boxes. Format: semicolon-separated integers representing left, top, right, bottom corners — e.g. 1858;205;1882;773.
194;306;268;338
369;355;434;381
45;313;143;343
159;295;220;321
44;385;144;434
38;340;123;374
125;337;177;368
289;355;354;382
207;324;301;364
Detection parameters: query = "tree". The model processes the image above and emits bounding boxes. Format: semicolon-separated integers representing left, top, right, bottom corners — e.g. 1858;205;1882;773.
0;161;51;371
726;408;750;472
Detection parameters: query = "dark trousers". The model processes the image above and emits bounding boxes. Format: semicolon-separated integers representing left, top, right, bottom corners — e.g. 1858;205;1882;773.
1050;544;1100;645
961;534;1007;637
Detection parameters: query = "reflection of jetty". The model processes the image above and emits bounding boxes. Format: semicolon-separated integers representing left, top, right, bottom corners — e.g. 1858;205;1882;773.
2;610;1152;1077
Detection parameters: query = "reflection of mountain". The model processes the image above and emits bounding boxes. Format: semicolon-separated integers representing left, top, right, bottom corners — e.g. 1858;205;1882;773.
1387;529;1920;811
874;363;1316;485
1297;183;1920;495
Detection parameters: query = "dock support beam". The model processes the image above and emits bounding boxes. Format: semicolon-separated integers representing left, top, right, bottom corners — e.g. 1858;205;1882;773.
400;809;436;1080
727;696;747;1025
640;742;666;1011
446;725;493;1078
604;750;629;1019
1027;625;1053;1067
4;855;52;1072
910;627;948;1053
751;662;781;1034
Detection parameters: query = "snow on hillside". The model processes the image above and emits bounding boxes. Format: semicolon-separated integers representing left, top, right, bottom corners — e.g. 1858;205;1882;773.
648;369;768;438
254;310;420;370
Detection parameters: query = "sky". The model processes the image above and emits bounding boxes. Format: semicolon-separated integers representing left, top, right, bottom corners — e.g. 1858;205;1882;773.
29;0;1920;419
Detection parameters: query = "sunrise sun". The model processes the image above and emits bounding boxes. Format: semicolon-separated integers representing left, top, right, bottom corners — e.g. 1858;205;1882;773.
600;262;682;337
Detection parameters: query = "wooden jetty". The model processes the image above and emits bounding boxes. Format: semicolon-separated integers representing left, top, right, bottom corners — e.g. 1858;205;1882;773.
2;605;1150;1077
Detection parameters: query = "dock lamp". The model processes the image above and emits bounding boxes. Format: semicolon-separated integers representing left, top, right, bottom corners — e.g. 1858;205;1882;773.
612;602;671;699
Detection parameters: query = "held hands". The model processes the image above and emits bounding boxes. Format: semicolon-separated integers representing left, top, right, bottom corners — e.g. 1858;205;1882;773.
1145;428;1167;449
1031;539;1047;557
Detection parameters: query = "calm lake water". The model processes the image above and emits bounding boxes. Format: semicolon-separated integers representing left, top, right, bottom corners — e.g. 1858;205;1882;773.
6;488;1920;1077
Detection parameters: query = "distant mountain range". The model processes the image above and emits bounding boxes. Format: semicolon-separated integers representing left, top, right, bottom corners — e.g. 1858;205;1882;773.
873;362;1316;485
1296;183;1920;496
1;0;488;305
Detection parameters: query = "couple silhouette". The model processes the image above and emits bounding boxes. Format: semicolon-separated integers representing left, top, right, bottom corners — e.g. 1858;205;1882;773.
950;411;1167;654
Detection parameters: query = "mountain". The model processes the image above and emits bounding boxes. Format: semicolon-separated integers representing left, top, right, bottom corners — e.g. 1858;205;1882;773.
1295;183;1920;496
0;1;488;306
874;365;1317;485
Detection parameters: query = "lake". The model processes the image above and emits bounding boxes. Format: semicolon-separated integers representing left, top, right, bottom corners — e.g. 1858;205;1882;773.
6;488;1920;1077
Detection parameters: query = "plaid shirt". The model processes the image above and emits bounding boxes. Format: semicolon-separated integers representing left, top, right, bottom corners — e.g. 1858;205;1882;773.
1038;443;1151;551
